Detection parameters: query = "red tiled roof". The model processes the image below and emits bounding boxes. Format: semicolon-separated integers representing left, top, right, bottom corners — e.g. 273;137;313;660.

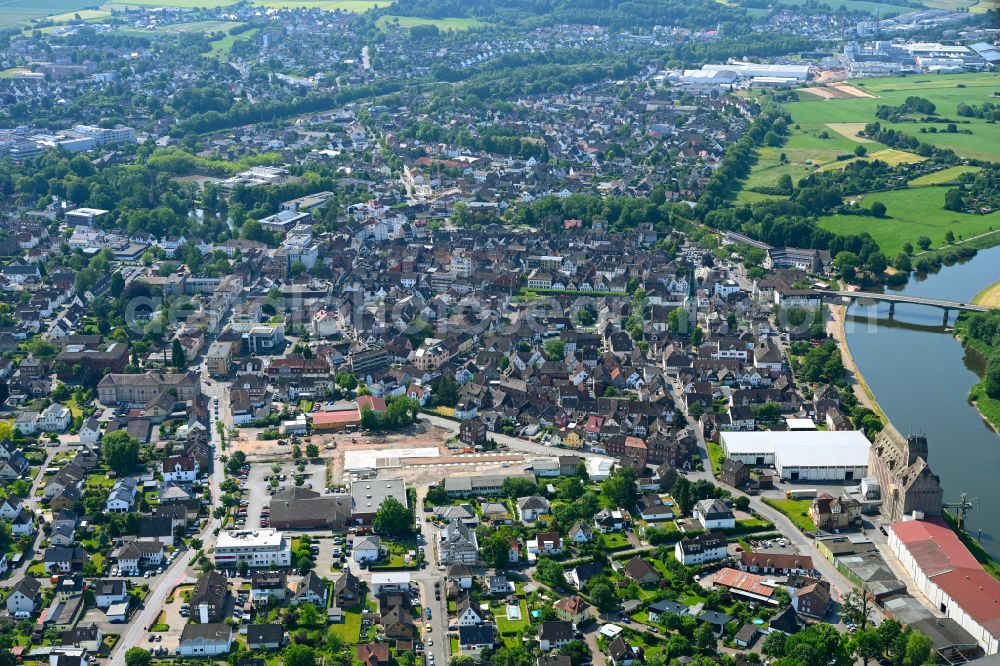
713;567;776;598
890;518;1000;636
312;410;361;425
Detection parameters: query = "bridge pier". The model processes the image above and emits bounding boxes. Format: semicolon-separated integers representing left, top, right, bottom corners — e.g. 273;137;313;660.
888;302;895;318
943;309;950;326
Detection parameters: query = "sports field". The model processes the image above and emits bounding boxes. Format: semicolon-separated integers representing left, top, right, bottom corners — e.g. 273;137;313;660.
376;14;486;30
818;186;1000;256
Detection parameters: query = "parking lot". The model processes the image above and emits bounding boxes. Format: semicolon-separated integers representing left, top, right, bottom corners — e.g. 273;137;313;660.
237;461;328;530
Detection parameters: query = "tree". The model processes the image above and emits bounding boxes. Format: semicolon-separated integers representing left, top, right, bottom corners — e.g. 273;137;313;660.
894;253;912;272
543;339;565;361
226;450;247;476
777;173;793;193
944;188;964;212
733;495;750;511
306;443;319;458
870;201;887;218
102;431;140;475
125;648;151;666
752;401;781;422
691;326;704;347
534;557;567;589
373;496;412;537
577;308;596;326
854;144;868;157
284;644;316;666
481;532;513;569
237;560;249;577
502;476;538;498
587;578;617;613
944;230;955;244
559;640;591;666
602;467;637;507
841;589;873;629
902;630;932;666
171;338;185;369
833;251;860;279
851;628;884;666
917;236;932;251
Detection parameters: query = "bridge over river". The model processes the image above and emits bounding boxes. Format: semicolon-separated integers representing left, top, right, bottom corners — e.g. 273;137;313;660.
817;289;991;325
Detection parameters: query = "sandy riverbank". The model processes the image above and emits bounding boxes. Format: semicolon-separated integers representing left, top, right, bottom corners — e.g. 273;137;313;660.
972;278;1000;308
827;303;888;421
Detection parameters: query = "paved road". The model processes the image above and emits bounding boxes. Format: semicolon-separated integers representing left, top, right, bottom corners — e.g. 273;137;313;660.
108;385;226;666
421;413;612;460
678;386;882;624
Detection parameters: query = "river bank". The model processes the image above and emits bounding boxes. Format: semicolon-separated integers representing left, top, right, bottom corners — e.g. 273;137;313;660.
951;312;1000;433
826;303;886;422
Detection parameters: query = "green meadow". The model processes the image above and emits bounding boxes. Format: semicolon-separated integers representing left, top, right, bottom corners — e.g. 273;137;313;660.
818;186;1000;256
376;14;487;30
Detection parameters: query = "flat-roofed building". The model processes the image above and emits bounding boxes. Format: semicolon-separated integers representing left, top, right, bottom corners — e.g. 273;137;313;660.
721;431;870;482
214;529;291;569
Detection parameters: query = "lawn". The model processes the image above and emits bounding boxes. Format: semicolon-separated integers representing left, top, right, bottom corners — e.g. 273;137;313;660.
818;186;1000;256
494;599;529;635
600;532;632;550
707;442;724;477
328;603;364;644
376;15;486;31
206;28;258;57
763;499;817;532
908;165;981;187
85;473;116;490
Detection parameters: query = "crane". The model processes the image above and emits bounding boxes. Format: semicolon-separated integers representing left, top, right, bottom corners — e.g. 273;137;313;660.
943;492;979;530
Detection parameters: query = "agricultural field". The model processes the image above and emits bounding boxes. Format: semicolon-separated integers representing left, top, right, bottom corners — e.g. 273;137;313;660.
814;147;924;173
113;19;244;36
4;0;384;27
251;0;386;9
818;186;1000;256
767;0;917;15
376;14;487;31
908;165;981;186
206;27;258;57
0;0;101;26
782;72;1000;162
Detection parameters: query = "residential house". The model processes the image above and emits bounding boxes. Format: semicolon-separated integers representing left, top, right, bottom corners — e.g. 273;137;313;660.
251;571;288;604
624;557;661;587
294;571;329;607
517;496;551;522
6;576;41;615
675;533;729;566
177;623;233;657
693;499;735;530
458;625;496;659
246;625;284;650
554;596;592;624
539;621;574;651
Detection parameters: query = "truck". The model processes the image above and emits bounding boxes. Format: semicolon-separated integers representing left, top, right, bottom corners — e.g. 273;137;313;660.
785;488;819;500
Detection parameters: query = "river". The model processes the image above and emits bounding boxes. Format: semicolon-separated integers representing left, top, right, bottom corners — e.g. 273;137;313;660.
844;246;1000;559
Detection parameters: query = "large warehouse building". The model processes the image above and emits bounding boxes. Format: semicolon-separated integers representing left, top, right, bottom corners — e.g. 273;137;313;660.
720;431;870;481
889;518;1000;655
